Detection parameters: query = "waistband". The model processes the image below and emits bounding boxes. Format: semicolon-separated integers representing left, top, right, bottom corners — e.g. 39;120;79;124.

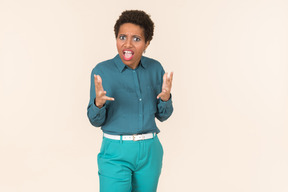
103;132;156;141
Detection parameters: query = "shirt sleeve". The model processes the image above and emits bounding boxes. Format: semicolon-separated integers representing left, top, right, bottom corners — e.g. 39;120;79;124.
155;63;173;122
87;68;107;127
155;94;173;122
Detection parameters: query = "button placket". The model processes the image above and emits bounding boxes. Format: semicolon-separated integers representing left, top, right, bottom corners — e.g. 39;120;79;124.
132;70;143;131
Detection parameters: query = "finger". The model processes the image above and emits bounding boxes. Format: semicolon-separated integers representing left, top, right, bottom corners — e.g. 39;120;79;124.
103;96;115;101
94;75;100;90
169;72;174;82
166;72;173;83
165;72;173;89
95;75;104;91
163;73;167;85
157;91;167;99
97;90;107;97
167;73;173;89
94;74;97;85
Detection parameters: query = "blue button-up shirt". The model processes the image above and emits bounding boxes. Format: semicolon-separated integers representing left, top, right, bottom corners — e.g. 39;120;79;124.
87;54;173;135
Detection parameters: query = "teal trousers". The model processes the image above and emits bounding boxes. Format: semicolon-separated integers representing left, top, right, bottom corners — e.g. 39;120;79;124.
97;134;164;192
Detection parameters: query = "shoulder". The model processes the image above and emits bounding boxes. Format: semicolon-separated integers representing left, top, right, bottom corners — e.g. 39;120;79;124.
141;56;164;71
91;58;115;74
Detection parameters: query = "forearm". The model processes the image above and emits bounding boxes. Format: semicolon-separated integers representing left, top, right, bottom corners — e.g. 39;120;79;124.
155;94;173;122
87;101;107;127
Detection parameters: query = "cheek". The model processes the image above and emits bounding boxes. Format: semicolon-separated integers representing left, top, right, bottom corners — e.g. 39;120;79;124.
116;40;123;47
136;45;146;52
116;45;123;52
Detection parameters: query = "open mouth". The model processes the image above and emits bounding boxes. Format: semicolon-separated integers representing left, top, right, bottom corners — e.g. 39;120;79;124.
123;50;134;61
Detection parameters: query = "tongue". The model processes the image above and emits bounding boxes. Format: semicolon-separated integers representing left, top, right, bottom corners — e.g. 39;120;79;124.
124;52;133;60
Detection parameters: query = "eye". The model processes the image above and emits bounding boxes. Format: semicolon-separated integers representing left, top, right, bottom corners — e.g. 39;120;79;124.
133;37;141;42
119;35;126;40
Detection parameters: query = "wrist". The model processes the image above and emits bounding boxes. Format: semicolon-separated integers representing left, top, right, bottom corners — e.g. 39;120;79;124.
95;99;104;108
160;94;171;102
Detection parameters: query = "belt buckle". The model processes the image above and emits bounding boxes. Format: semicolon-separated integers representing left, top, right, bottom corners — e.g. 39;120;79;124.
133;134;144;141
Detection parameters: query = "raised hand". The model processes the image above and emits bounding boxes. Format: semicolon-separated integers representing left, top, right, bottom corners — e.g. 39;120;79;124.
157;72;173;102
94;75;114;108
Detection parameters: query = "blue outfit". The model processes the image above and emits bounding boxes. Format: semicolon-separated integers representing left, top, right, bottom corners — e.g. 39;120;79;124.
97;135;164;192
87;54;173;192
87;54;173;135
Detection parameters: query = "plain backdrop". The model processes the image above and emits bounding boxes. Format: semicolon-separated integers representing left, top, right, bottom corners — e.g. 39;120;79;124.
1;0;288;191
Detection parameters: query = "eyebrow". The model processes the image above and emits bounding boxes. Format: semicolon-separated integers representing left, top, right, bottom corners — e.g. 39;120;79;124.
133;35;142;38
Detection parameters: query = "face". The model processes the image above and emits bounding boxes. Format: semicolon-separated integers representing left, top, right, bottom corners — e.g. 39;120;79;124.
116;23;150;69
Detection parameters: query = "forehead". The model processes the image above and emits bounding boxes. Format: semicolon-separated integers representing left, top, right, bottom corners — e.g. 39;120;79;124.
118;23;144;36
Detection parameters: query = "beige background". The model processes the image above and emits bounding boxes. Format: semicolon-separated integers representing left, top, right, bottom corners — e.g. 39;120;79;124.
1;0;288;191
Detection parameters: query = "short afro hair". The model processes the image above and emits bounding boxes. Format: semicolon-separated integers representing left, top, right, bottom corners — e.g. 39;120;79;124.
114;10;154;43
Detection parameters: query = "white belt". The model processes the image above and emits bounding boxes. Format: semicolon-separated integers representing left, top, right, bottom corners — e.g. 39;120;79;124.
103;133;155;141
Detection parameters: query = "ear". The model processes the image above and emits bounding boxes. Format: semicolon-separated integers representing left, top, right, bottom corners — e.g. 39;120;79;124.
145;41;150;50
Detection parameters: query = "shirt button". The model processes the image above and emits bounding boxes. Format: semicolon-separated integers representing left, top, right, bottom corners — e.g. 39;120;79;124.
139;98;142;101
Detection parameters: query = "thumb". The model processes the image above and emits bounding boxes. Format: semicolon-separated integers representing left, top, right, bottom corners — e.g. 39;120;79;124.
157;92;163;99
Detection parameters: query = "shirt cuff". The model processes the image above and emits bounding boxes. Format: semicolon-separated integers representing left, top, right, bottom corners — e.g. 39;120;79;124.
91;102;106;114
158;94;172;108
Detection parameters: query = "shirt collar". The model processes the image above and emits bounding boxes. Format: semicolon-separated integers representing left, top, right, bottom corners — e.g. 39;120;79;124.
113;54;147;72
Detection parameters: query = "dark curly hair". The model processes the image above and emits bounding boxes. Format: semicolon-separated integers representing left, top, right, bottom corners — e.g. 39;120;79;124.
114;10;154;43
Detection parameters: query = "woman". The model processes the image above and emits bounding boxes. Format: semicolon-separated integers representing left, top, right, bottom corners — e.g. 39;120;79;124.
87;10;173;192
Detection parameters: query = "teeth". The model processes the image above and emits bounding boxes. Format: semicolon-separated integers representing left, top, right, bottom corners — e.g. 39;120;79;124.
123;50;133;60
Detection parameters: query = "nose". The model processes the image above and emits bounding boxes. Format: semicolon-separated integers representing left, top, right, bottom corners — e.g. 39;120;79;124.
124;38;133;48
